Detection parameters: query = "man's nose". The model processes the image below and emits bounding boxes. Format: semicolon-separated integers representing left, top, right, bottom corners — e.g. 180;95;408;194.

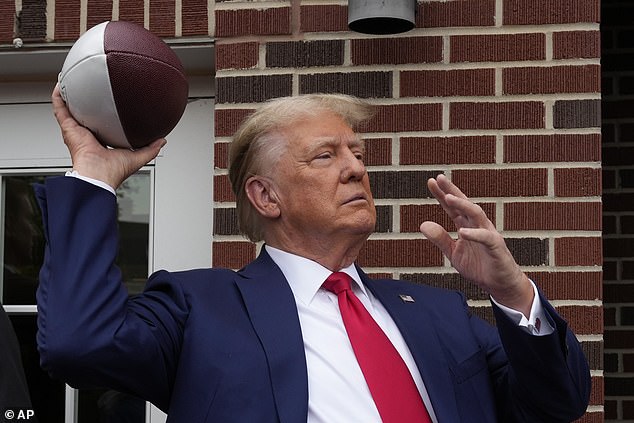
341;150;367;182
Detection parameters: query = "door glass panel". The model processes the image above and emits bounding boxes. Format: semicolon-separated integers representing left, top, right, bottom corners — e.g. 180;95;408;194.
2;172;150;422
2;175;45;305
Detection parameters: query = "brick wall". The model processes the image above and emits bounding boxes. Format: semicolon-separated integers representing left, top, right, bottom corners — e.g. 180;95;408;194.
602;0;634;421
213;2;603;421
0;0;603;420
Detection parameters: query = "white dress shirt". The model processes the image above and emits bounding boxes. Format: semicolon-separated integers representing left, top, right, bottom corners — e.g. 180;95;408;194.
265;245;553;423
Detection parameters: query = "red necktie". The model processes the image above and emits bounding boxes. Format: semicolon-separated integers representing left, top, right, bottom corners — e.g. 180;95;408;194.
323;272;432;423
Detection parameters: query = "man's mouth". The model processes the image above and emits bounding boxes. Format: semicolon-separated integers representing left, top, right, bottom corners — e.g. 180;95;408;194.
343;194;367;205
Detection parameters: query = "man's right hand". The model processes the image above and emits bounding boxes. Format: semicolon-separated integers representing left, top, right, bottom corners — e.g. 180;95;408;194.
52;84;166;190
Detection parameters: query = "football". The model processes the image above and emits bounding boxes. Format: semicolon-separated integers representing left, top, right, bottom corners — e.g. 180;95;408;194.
58;20;188;149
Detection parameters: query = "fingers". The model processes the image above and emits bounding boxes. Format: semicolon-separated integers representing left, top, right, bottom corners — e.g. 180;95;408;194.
420;221;454;259
52;84;72;126
428;174;467;201
428;175;493;230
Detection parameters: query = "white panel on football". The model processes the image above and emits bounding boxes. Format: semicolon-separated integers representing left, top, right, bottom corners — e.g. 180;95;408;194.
58;21;107;75
59;54;128;149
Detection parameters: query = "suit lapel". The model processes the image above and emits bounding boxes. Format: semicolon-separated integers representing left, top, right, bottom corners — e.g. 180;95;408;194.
362;274;462;423
234;250;309;423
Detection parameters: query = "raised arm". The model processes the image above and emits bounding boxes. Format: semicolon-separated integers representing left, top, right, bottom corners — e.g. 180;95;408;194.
420;174;534;316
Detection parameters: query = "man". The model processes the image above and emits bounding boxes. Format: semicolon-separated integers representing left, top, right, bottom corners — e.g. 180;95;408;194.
36;85;591;422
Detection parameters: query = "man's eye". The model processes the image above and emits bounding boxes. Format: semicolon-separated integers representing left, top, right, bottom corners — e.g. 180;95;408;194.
316;153;332;160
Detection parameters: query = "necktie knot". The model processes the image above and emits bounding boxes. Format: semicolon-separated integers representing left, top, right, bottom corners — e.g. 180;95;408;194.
323;272;352;295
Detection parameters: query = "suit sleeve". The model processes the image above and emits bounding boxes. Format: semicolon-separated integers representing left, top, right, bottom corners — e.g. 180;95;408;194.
487;291;592;422
35;176;188;412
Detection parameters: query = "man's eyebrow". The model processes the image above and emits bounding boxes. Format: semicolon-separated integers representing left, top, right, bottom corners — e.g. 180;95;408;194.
306;136;365;156
348;136;365;150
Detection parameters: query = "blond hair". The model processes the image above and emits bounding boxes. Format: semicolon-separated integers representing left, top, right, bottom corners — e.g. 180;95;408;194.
228;93;374;241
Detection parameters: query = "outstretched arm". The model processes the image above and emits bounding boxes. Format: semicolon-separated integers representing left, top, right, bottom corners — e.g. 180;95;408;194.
420;174;534;316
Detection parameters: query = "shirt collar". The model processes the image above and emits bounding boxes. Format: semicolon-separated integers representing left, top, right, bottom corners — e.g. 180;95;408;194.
265;245;367;306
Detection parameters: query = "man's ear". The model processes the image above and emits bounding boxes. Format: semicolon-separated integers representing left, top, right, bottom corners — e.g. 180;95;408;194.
245;176;281;219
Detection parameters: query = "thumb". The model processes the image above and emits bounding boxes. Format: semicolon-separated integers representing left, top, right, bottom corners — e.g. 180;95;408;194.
134;138;167;163
420;221;454;260
110;139;167;189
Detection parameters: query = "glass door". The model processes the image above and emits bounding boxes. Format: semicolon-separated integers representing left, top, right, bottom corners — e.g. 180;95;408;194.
1;169;153;423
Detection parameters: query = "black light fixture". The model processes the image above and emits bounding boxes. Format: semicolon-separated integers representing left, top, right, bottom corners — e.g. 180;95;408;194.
348;0;417;35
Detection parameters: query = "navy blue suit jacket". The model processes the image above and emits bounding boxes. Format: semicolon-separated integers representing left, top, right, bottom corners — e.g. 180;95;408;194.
35;177;591;422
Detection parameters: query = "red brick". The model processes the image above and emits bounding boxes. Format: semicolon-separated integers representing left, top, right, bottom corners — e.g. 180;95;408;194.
553;99;600;128
573;411;604;423
367;104;443;133
581;376;605;410
300;5;347;33
553;31;600;59
216;8;291;38
149;0;175;37
587;375;604;406
527;271;602;301
369;171;433;199
505;202;602;231
55;0;81;40
215;108;254;138
604;238;634;260
212;241;256;269
557;305;602;334
450;102;544;130
504;134;601;163
401;203;496;233
300;72;391;99
504;0;600;25
217;75;292;104
182;0;208;36
400;136;496;165
352;37;442;66
87;0;113;29
418;0;495;28
0;1;13;42
623;354;634;372
604;283;634;303
555;237;602;266
364;138;392;166
118;0;144;24
401;69;495;97
214;174;235;202
358;239;442;268
554;168;601;197
451;33;545;62
452;168;547;197
503;65;600;95
605;329;634;349
604;307;616;326
216;42;259;70
267;40;344;68
215;142;230;169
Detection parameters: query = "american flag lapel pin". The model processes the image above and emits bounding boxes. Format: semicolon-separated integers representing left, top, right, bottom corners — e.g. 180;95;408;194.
399;294;415;303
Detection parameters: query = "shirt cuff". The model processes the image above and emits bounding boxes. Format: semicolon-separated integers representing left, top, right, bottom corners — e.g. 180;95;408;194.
490;280;554;336
65;170;116;196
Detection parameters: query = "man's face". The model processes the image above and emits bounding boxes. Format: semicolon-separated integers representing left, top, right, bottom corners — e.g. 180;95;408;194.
270;111;376;244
